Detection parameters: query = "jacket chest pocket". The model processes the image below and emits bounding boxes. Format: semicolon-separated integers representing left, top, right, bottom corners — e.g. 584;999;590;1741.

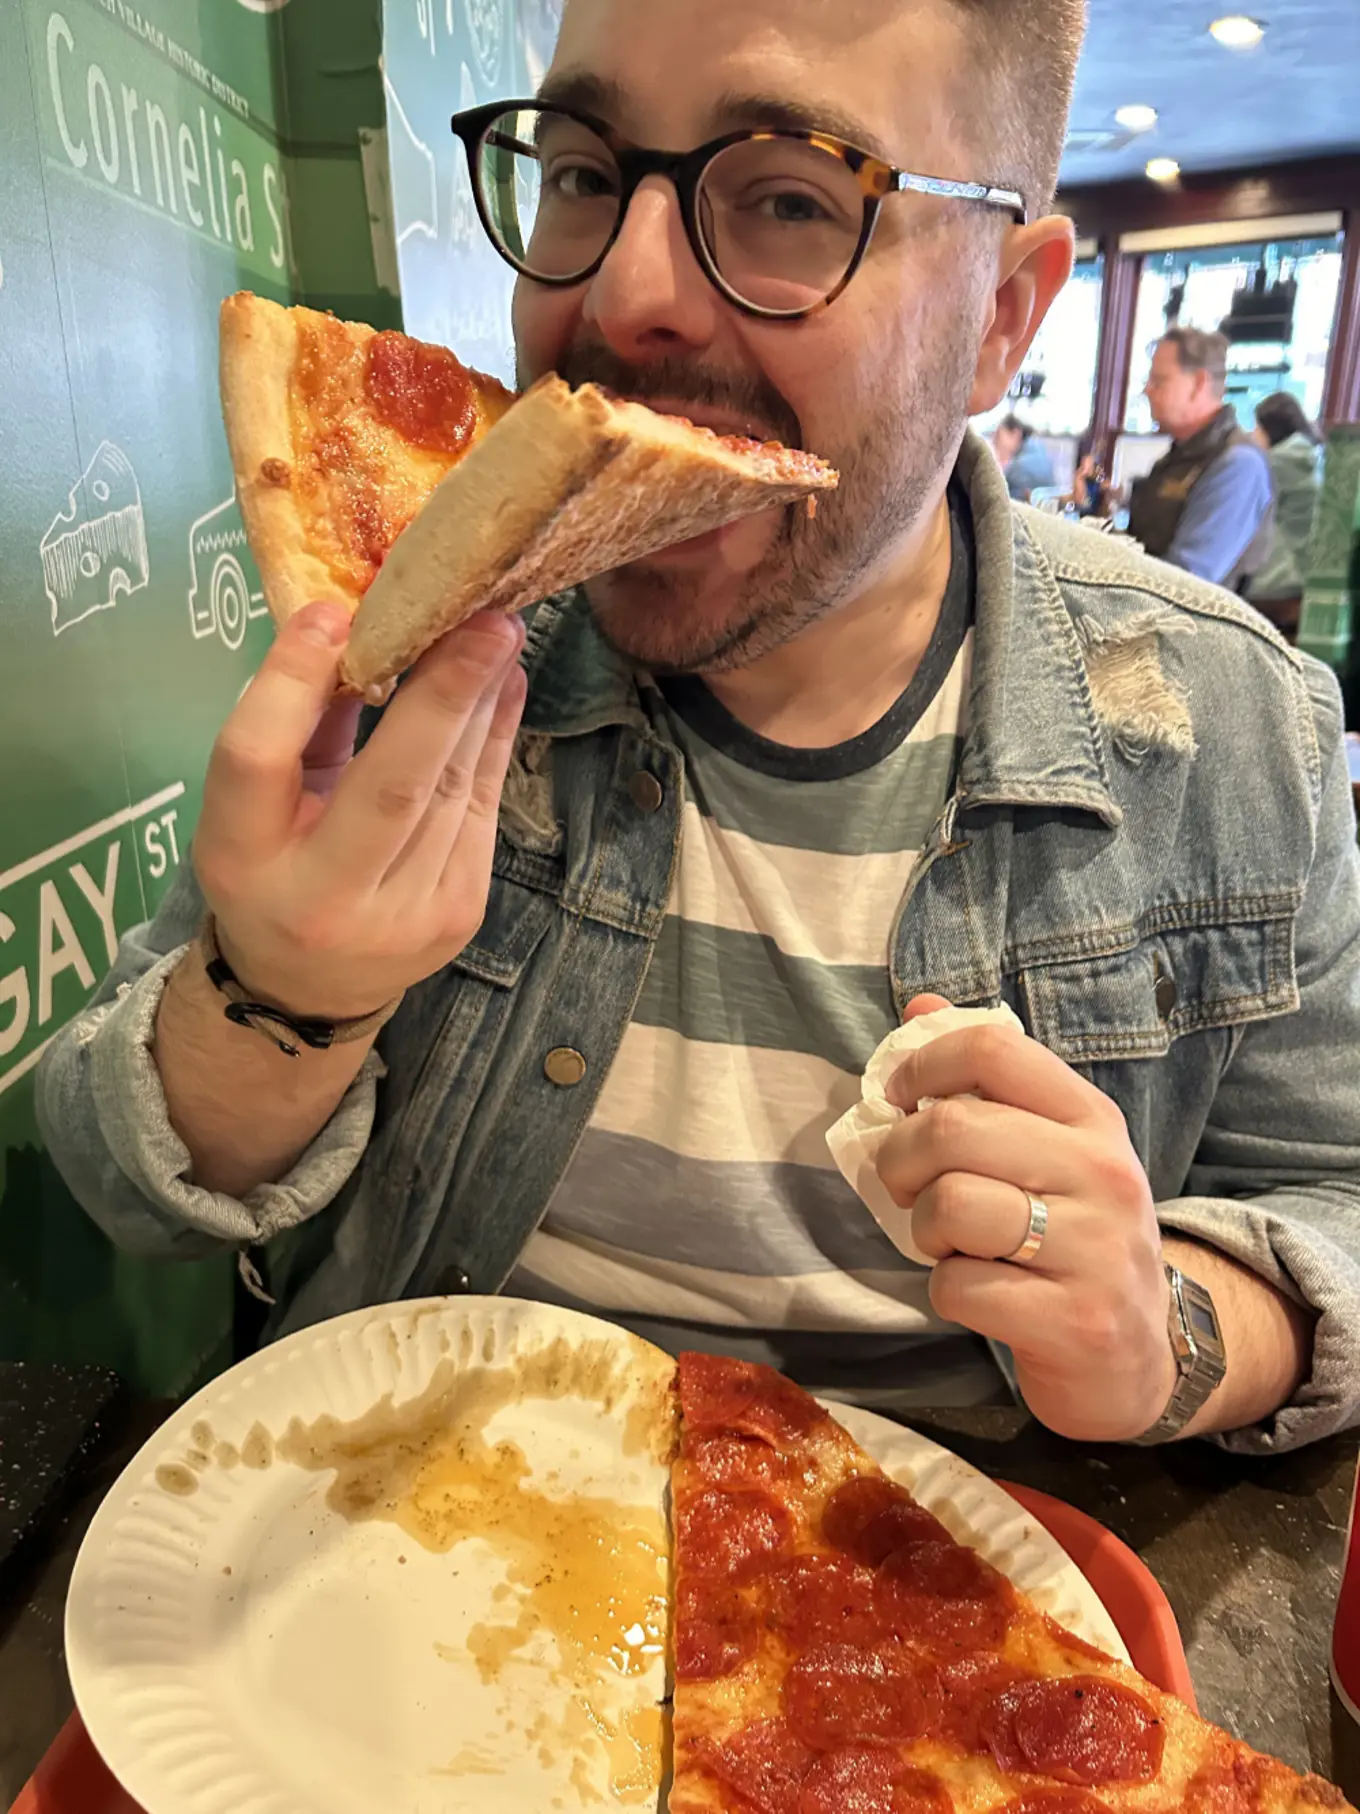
1018;914;1300;1065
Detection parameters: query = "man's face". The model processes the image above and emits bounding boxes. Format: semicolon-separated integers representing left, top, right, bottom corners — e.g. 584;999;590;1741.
993;424;1023;465
512;0;1008;674
1145;342;1212;441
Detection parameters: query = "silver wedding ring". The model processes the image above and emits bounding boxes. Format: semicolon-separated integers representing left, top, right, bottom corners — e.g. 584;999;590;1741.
1007;1191;1049;1265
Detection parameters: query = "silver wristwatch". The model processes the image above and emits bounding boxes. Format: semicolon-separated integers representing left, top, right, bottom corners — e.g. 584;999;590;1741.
1134;1263;1227;1445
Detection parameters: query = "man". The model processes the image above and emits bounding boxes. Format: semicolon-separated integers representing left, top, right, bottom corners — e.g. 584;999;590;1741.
1130;327;1276;590
992;413;1055;502
39;0;1360;1452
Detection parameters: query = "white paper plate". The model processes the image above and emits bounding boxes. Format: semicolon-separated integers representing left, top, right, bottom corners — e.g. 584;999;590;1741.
67;1299;1128;1814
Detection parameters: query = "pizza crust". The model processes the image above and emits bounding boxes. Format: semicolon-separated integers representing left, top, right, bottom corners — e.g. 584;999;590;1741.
339;376;837;697
219;291;366;625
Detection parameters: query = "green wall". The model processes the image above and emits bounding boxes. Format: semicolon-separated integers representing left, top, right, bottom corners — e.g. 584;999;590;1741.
0;0;393;1394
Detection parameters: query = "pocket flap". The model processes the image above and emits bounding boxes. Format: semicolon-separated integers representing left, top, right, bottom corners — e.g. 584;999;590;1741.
1020;917;1298;1064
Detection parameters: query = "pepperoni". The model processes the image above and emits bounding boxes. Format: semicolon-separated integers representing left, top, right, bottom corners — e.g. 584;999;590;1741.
674;1577;758;1681
795;1750;950;1814
763;1555;886;1647
693;1718;816;1814
676;1487;793;1581
982;1676;1165;1785
878;1541;1015;1649
935;1656;1031;1750
686;1432;804;1491
678;1352;829;1447
363;331;496;457
822;1477;951;1566
784;1643;933;1750
995;1791;1114;1814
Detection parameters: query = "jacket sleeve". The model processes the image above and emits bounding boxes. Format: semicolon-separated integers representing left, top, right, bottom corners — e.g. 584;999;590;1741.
1156;656;1360;1452
35;860;381;1263
1165;445;1274;587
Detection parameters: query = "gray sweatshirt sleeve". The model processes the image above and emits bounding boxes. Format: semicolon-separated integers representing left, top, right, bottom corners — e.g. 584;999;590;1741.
1156;657;1360;1452
35;860;381;1263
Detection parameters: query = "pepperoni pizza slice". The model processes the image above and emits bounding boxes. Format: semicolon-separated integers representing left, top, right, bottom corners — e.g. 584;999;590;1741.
218;292;837;699
669;1353;1349;1814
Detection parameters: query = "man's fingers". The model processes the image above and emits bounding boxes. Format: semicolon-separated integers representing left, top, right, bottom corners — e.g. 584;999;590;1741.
385;656;522;895
317;612;524;881
302;694;365;800
902;993;952;1022
200;601;350;866
927;1255;1072;1354
886;1021;1101;1127
911;1172;1060;1265
877;1096;1094;1209
438;660;527;911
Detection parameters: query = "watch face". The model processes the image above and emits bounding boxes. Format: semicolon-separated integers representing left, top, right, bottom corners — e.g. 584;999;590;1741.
1187;1298;1219;1340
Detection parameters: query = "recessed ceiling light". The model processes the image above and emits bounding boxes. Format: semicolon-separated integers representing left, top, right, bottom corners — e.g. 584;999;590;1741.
1209;15;1265;47
1115;104;1160;132
1146;157;1182;183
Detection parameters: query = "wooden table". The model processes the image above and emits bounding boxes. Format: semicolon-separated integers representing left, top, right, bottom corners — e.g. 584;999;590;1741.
2;1404;1357;1808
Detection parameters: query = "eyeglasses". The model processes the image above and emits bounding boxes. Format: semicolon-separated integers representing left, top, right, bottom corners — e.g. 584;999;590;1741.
450;101;1027;322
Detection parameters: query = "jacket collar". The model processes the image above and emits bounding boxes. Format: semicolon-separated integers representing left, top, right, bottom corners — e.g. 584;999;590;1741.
523;430;1119;827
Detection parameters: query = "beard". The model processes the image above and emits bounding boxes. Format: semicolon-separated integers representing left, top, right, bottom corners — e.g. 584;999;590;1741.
527;326;977;676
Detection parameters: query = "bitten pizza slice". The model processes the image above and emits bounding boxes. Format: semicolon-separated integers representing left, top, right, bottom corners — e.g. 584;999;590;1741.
668;1353;1351;1814
218;292;837;698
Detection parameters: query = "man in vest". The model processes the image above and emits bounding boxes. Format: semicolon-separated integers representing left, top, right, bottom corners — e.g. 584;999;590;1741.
1129;327;1275;591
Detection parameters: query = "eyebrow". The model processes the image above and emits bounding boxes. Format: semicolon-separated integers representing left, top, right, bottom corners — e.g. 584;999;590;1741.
534;69;894;165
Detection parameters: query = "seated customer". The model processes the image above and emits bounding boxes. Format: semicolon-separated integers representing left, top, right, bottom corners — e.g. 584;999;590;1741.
992;413;1055;501
1129;329;1275;591
1247;392;1323;640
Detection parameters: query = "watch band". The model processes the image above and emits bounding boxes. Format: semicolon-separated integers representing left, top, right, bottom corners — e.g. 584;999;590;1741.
198;917;402;1059
1134;1263;1228;1445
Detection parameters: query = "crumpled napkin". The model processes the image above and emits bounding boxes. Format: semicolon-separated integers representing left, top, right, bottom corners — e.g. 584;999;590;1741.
825;1003;1024;1266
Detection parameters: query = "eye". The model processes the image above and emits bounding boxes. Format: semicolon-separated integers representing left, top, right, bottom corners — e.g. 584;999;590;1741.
746;187;835;224
546;160;619;200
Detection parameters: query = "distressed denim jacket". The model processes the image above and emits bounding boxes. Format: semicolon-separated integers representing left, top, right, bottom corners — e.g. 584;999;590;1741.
38;435;1360;1452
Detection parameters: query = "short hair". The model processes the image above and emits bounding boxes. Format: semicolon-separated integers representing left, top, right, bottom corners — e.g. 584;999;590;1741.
943;0;1088;214
1255;390;1320;448
1159;327;1229;394
999;413;1033;441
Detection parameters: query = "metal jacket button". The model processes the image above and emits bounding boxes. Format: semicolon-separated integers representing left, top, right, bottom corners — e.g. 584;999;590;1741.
629;771;664;813
544;1046;588;1087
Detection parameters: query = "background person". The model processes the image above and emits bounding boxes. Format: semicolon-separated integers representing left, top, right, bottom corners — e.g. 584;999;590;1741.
1246;391;1324;640
1129;328;1275;591
992;413;1056;501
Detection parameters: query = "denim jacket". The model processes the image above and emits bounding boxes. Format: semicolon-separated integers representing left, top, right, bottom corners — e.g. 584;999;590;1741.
38;435;1360;1452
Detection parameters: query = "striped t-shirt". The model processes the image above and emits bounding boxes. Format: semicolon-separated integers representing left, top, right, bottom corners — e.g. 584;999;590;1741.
513;495;1004;1410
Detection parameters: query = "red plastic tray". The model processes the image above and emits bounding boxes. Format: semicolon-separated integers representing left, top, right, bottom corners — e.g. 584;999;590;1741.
9;1482;1193;1814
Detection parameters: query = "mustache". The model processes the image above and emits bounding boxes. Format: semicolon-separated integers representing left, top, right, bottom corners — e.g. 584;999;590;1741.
551;343;804;450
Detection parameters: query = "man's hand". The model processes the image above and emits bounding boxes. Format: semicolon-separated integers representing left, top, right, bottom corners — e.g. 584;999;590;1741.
194;600;527;1022
875;995;1176;1442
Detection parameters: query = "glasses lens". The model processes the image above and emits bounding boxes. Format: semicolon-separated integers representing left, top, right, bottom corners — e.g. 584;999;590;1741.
697;135;865;314
477;107;620;280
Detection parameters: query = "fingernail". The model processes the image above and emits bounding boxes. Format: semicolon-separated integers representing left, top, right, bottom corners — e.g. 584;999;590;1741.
298;602;349;648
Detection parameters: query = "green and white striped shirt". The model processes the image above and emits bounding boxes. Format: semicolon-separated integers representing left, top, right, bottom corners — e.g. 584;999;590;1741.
514;498;1004;1409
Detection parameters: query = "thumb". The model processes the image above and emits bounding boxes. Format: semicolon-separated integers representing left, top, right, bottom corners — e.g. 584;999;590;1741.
902;993;952;1024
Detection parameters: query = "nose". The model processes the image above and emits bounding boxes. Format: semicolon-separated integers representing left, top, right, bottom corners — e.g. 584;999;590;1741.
580;175;721;359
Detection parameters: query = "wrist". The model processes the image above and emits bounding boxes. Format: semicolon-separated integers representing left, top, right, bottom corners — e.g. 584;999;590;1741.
210;919;395;1025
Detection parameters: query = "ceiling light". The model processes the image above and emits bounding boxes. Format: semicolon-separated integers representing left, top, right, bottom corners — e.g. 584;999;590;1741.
1146;157;1181;183
1115;104;1159;132
1209;15;1265;47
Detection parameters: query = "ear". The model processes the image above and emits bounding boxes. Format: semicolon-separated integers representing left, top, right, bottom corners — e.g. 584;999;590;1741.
967;216;1075;417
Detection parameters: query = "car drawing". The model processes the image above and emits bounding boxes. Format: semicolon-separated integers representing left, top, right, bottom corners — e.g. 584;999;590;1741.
187;495;270;651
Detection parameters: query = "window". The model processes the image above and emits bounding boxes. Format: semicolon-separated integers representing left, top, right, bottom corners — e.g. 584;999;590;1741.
972;256;1105;439
1123;232;1344;435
